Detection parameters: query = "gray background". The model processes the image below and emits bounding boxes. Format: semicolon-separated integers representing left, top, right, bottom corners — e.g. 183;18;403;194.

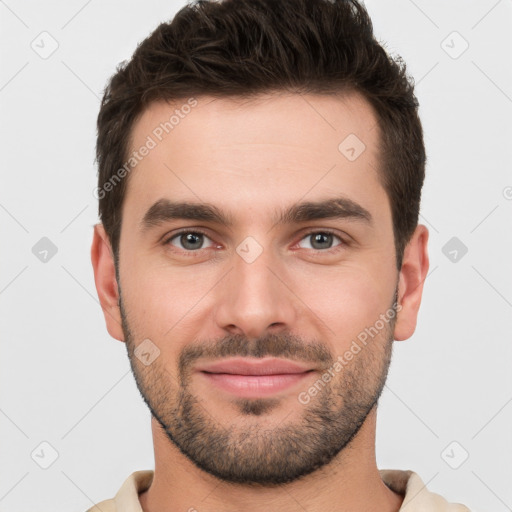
1;1;511;511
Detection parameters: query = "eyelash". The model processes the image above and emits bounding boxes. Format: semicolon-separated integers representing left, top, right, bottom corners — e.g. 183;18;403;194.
163;228;348;256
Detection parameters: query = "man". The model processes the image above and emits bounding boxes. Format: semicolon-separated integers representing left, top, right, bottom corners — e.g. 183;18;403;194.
89;0;471;510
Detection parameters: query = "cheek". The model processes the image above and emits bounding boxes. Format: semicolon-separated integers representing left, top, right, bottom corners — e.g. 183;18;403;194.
119;268;204;378
120;256;217;339
292;262;395;343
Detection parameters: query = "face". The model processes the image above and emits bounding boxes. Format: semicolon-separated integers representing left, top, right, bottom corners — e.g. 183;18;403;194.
94;92;426;485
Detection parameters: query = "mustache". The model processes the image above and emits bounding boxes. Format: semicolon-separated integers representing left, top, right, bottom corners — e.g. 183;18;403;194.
178;332;334;377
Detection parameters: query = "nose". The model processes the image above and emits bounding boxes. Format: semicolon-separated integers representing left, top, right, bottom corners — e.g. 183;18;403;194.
213;243;298;340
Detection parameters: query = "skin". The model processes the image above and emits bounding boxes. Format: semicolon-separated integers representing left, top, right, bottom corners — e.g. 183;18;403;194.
91;91;429;512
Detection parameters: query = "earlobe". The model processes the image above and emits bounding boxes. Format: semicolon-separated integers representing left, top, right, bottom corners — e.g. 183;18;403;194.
394;224;429;341
91;224;125;342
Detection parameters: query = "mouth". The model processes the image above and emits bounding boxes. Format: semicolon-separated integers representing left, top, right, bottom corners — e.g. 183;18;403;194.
195;357;316;398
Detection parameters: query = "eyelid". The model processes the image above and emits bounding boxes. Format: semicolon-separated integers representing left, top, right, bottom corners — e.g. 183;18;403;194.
164;228;218;251
162;227;350;254
294;229;347;251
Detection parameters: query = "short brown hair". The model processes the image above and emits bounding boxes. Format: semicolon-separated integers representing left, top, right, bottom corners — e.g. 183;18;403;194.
96;0;425;269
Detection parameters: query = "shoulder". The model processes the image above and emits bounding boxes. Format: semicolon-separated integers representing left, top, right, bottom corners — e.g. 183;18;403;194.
380;469;472;511
85;498;116;512
84;470;153;512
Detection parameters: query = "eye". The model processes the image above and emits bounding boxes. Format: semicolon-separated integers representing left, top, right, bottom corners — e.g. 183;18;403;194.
166;230;216;251
297;231;344;251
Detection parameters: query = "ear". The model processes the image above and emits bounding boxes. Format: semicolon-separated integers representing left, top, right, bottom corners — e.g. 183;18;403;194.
91;224;125;342
394;224;429;341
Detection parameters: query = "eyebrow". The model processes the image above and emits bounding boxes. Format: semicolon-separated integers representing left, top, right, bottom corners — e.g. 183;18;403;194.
141;197;372;231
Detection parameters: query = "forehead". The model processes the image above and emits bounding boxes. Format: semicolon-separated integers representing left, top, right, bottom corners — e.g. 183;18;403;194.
123;92;386;224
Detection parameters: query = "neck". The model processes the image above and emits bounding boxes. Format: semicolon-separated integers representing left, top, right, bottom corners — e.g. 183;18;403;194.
139;407;404;512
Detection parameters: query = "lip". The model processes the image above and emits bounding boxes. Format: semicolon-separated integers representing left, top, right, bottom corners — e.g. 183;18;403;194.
196;357;315;398
195;357;314;376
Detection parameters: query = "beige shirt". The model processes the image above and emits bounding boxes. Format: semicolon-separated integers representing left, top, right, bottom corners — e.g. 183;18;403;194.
86;469;471;511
